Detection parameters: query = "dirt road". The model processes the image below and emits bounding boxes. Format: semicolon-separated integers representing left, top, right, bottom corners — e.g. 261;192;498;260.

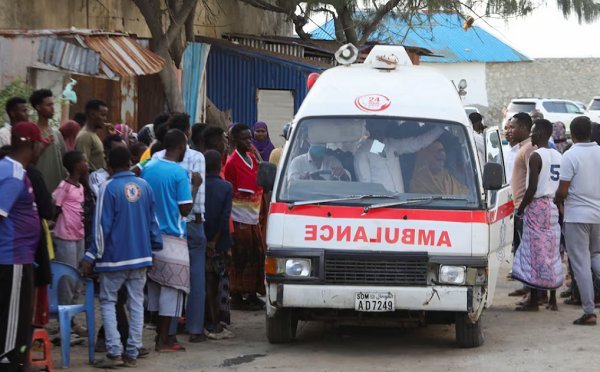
55;264;598;372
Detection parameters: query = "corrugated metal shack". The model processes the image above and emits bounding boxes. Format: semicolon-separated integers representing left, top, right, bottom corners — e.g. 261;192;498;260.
191;36;331;143
0;29;166;130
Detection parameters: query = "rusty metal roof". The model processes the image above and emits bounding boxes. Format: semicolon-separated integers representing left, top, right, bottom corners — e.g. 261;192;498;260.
85;36;165;76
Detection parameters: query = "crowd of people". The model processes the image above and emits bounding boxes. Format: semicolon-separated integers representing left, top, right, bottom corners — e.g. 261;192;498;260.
504;111;600;325
2;87;600;370
0;91;280;370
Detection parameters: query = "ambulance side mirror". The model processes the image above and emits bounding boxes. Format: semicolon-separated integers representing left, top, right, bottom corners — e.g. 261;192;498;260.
483;162;503;191
257;161;277;192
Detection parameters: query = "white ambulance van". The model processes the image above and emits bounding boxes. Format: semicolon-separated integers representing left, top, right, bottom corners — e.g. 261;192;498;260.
257;46;514;348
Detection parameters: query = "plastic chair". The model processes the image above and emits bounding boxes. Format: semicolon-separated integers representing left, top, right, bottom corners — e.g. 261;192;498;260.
48;261;95;368
29;328;53;372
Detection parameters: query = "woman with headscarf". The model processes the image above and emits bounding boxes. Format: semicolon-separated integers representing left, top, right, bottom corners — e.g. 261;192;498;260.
59;120;81;151
552;121;568;153
410;141;469;196
252;122;275;161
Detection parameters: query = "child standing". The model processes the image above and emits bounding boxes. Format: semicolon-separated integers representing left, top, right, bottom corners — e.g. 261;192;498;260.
53;150;88;334
512;119;563;311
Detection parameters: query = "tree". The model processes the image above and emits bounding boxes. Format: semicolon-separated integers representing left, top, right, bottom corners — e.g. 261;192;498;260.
237;0;600;47
132;0;197;112
132;0;232;128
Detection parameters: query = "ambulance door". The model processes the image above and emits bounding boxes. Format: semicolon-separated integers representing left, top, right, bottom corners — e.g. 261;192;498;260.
484;128;514;306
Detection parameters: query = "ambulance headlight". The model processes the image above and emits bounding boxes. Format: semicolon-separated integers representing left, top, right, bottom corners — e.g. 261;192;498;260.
439;265;466;285
285;259;311;277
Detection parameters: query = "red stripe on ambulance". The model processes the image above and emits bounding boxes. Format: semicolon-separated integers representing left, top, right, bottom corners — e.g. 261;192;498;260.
270;203;498;224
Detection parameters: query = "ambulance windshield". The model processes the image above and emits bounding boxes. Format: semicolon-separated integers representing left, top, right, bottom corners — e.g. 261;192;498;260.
277;117;480;208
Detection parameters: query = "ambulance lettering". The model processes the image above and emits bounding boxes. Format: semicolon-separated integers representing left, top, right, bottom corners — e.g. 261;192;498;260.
304;225;452;247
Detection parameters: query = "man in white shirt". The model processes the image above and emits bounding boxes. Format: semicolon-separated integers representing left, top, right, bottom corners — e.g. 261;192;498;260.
353;121;443;193
288;143;350;182
555;116;600;326
503;121;520;185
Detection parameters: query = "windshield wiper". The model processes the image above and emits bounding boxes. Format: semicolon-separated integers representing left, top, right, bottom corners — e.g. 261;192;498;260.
363;196;470;213
288;195;398;210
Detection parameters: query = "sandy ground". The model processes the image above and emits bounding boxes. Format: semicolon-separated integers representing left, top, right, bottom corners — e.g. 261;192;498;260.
46;263;599;372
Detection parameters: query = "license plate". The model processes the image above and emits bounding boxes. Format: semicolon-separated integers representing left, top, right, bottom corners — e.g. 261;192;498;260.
355;292;395;312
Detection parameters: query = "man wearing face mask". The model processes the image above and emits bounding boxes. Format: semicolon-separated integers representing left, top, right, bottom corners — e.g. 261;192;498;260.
288;142;350;181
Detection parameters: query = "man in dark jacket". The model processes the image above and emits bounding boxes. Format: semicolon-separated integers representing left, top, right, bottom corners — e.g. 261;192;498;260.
203;150;234;339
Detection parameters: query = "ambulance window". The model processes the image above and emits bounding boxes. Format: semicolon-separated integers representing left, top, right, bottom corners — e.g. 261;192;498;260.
278;118;480;209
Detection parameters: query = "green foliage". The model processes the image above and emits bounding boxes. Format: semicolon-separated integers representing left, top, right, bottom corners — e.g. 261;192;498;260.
0;77;70;128
0;78;33;124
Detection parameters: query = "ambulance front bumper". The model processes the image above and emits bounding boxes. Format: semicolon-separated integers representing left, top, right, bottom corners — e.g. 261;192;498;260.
268;283;469;312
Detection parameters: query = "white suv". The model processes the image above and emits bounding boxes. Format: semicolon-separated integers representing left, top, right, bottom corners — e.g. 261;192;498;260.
587;97;600;122
503;98;586;136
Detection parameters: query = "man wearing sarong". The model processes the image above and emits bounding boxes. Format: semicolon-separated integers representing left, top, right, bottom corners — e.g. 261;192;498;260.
556;116;600;326
512;119;563;311
224;123;265;311
510;113;549;306
142;129;202;352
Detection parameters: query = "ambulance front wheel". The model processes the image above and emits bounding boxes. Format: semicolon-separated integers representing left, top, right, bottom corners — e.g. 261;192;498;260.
455;312;484;348
266;309;297;344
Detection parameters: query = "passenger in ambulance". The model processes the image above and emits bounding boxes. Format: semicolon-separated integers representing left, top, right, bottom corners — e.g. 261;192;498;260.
288;142;351;182
410;141;469;195
353;120;445;193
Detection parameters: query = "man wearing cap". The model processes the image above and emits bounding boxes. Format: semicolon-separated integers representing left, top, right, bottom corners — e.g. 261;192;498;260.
269;123;290;168
0;122;48;370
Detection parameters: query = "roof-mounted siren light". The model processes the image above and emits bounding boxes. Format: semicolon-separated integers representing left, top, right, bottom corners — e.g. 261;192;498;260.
307;73;320;90
364;45;413;69
457;79;468;97
335;43;359;65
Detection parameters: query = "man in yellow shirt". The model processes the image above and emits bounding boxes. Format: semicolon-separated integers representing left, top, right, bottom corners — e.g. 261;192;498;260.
268;123;290;168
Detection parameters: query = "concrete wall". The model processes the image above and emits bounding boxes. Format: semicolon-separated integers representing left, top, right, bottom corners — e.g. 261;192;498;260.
0;0;291;39
485;58;600;127
425;58;600;128
422;62;489;108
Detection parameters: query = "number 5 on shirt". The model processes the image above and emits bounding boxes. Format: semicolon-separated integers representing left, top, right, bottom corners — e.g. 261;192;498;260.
550;165;560;181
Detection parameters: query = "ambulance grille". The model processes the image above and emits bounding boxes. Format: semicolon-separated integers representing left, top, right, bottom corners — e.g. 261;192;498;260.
324;252;428;286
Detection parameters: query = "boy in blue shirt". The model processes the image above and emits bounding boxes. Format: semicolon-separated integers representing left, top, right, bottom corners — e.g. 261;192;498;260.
81;147;162;367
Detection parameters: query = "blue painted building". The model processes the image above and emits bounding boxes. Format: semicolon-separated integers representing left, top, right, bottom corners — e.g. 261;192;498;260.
185;36;328;142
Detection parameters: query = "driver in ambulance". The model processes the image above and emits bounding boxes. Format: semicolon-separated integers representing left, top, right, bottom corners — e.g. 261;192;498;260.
288;142;350;182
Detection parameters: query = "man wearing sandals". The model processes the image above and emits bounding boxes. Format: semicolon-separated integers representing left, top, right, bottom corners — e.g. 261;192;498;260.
81;147;163;367
142;129;202;351
556;116;600;326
